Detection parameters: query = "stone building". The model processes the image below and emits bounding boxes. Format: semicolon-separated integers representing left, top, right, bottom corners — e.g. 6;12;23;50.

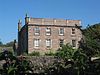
17;15;82;55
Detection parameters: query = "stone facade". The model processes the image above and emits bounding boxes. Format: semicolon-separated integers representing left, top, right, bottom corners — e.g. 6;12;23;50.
18;15;82;55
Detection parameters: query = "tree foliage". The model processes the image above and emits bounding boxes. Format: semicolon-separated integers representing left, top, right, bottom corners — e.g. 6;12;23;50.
55;44;77;60
0;39;3;46
80;23;100;56
0;51;33;75
5;41;14;47
0;42;3;46
0;45;99;75
28;51;40;56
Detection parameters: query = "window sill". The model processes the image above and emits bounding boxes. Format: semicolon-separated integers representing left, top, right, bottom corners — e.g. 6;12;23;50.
46;34;51;36
59;34;64;36
46;47;51;50
34;47;39;49
71;34;76;37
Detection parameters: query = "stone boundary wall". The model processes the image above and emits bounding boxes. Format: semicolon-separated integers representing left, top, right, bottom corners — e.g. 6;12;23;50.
0;56;63;67
26;56;64;73
26;56;63;67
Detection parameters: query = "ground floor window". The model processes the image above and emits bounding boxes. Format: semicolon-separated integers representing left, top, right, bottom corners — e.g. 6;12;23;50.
72;40;76;47
59;39;64;47
46;39;51;48
34;39;40;47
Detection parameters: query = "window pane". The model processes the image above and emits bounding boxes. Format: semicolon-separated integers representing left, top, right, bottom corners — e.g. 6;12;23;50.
72;40;76;47
46;28;51;35
34;39;39;47
59;28;64;35
59;39;64;47
72;28;75;34
34;27;40;35
46;39;51;48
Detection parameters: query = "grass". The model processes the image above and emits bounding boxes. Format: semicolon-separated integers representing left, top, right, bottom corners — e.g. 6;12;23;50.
0;46;13;53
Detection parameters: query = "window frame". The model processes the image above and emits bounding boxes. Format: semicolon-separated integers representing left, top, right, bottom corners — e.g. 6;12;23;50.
72;40;76;47
34;39;40;48
46;27;51;36
59;39;64;47
59;28;64;35
46;39;51;48
72;28;75;35
34;26;40;35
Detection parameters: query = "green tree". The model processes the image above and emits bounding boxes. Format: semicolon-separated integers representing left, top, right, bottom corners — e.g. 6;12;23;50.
5;41;14;47
0;39;3;46
73;49;88;75
46;44;88;75
0;51;34;75
28;51;40;56
0;42;3;46
55;44;77;60
80;23;100;57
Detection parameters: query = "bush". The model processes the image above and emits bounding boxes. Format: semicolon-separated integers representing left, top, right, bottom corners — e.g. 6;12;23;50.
28;51;40;56
45;51;55;56
55;44;77;60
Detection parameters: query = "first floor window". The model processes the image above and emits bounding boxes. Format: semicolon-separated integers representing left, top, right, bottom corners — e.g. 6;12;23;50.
59;39;64;47
34;26;40;35
59;28;64;35
72;40;76;47
46;39;51;48
72;28;75;34
46;27;51;35
34;39;40;47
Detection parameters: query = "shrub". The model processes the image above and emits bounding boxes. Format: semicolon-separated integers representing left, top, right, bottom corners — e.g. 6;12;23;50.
55;44;77;60
28;51;40;56
45;51;55;56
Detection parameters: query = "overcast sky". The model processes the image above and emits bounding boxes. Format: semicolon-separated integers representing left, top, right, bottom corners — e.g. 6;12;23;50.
0;0;100;43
